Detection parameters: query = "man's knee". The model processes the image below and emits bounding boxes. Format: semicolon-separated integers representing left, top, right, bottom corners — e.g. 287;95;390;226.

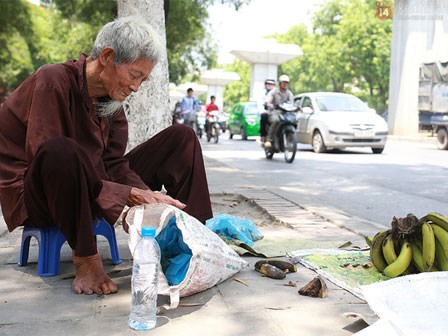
36;137;87;174
38;137;80;157
169;124;196;140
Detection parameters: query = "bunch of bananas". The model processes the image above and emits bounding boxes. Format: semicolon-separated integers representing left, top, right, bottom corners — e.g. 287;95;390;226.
369;212;448;278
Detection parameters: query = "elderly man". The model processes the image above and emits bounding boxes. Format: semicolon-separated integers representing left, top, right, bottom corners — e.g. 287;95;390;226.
0;17;213;295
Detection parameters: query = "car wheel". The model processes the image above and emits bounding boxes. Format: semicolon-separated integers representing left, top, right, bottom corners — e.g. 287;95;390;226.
312;130;327;153
437;127;448;150
241;127;247;140
372;147;384;154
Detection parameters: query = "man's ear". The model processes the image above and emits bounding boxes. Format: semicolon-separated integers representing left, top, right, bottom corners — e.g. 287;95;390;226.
98;47;115;66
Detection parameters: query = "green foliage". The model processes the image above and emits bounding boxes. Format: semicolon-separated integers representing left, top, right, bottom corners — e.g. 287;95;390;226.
29;5;95;67
0;32;34;89
0;0;32;88
165;0;217;83
312;0;343;36
268;25;308;46
337;0;392;112
52;0;117;26
0;0;113;90
0;0;247;91
223;0;391;112
43;0;116;61
223;60;250;110
0;0;31;36
0;0;390;114
276;0;392;113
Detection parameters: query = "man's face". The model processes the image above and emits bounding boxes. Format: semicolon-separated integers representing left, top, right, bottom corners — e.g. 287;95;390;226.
280;81;289;90
266;83;275;91
188;90;194;97
101;55;155;102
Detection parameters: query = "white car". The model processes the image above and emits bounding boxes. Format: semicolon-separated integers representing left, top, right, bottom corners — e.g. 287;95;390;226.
294;92;388;154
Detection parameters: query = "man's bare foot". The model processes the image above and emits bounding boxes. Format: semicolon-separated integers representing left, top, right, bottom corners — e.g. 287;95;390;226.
72;252;118;295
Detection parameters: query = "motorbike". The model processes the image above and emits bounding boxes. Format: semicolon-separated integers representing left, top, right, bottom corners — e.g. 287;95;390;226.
218;111;228;133
172;110;184;125
206;110;221;143
263;103;299;163
196;110;206;138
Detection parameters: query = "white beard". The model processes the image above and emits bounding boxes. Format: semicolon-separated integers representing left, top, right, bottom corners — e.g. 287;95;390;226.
96;100;123;118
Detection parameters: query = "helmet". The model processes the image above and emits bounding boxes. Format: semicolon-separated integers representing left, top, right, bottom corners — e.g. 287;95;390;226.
278;75;290;83
265;78;276;85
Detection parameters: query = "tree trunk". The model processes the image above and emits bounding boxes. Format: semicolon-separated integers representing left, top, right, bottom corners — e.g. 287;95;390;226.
117;0;171;151
379;83;387;112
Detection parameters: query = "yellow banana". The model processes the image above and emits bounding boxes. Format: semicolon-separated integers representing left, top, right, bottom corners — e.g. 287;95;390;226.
422;222;436;271
383;241;412;278
434;239;448;271
364;236;373;248
410;241;425;273
382;234;397;265
422;212;448;232
432;224;448;258
370;230;390;272
393;238;401;255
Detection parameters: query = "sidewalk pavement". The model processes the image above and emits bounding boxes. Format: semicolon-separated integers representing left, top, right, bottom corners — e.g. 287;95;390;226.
0;155;380;336
387;131;436;144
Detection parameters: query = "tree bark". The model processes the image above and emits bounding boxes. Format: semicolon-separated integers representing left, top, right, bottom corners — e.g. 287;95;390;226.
117;0;171;151
379;83;387;111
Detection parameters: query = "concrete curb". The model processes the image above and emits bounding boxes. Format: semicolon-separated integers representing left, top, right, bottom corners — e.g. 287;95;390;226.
387;133;436;144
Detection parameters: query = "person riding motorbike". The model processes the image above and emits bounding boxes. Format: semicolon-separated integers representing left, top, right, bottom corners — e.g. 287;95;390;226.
264;75;294;148
172;101;183;125
259;78;276;143
205;95;219;133
180;88;200;130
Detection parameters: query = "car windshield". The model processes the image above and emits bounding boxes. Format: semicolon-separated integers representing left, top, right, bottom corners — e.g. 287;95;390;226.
315;95;369;112
245;104;259;115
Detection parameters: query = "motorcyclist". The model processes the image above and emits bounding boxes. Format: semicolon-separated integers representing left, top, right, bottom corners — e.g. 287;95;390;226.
205;95;219;133
259;79;276;143
264;75;294;148
172;101;182;125
180;88;200;130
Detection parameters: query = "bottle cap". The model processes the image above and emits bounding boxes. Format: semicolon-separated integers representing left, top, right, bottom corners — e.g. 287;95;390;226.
141;226;157;238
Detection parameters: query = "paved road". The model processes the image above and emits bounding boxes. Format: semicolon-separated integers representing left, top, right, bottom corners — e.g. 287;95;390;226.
200;133;447;230
0;130;378;336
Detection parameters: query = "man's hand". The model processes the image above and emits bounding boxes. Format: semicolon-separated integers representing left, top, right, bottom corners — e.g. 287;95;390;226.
127;187;186;210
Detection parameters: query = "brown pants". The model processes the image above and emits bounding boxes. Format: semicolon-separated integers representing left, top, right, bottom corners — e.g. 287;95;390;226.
24;125;212;257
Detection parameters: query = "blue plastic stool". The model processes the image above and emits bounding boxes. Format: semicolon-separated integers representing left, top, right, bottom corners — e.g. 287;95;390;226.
18;218;122;277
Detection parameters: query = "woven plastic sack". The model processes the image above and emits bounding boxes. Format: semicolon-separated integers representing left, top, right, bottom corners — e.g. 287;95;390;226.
126;203;248;310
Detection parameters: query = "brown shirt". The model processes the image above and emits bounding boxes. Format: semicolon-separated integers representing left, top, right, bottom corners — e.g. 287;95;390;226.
0;54;148;231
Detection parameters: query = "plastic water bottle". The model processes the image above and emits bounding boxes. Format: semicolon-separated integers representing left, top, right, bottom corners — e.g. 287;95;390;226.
129;226;161;331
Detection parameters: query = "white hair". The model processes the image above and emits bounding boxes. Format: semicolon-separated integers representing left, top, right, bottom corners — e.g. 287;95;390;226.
90;16;163;64
96;100;123;118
